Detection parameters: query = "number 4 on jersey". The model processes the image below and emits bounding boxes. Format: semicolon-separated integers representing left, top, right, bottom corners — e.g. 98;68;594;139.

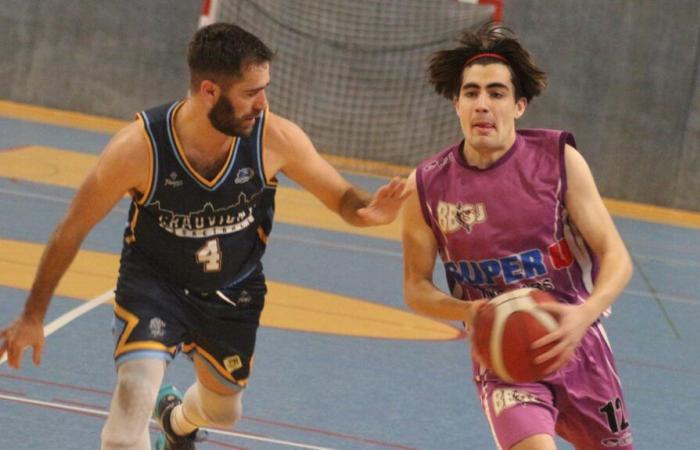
196;238;222;272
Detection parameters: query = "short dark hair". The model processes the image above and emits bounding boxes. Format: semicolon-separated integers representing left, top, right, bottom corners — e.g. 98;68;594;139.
428;22;546;102
187;22;274;90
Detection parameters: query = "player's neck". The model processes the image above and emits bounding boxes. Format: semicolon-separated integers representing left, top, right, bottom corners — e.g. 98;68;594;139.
175;99;233;158
462;144;508;169
463;132;517;169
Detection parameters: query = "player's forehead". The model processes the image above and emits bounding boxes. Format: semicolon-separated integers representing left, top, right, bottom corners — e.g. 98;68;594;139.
460;63;514;90
230;61;270;91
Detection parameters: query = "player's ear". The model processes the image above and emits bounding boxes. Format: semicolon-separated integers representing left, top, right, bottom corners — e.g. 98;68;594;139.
199;79;221;103
514;97;527;119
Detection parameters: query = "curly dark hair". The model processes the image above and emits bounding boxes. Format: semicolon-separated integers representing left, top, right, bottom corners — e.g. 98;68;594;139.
187;22;274;90
428;22;546;102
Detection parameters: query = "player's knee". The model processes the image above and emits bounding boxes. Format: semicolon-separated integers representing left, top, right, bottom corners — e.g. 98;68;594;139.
114;368;160;414
100;429;142;450
183;382;243;429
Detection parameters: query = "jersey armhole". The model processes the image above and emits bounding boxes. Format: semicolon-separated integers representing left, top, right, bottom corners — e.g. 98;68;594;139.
134;112;158;205
558;131;576;202
258;108;277;188
415;166;433;227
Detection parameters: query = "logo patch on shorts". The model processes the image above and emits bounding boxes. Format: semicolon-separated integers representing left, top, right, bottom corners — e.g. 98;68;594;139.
492;388;539;417
223;355;243;373
601;433;633;447
149;317;166;338
238;290;252;305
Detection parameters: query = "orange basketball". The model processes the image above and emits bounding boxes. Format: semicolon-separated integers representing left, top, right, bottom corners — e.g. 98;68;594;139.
472;287;560;382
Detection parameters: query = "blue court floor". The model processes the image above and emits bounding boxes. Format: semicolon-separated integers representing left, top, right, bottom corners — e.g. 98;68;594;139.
1;112;699;449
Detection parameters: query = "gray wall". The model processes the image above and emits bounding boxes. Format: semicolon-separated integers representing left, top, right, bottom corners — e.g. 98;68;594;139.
1;0;699;211
505;0;700;211
1;0;200;118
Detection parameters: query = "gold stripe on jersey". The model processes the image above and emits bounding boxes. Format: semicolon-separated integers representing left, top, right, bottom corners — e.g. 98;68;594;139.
134;113;155;206
169;101;237;188
184;343;249;387
113;303;177;358
125;205;140;244
256;225;268;244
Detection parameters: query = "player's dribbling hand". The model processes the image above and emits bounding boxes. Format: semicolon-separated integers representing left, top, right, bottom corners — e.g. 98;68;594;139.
0;316;45;369
356;177;409;225
530;302;597;373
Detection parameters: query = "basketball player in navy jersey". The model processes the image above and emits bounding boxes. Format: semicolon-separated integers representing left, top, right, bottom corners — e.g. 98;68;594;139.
0;23;407;450
401;24;634;449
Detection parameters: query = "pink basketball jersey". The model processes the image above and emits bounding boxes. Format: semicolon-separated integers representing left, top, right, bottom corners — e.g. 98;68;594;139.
416;128;598;305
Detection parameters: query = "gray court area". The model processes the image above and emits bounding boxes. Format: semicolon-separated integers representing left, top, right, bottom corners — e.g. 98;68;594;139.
1;117;699;449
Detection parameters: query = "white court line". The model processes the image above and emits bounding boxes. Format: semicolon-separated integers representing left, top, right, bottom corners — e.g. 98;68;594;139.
0;289;114;366
0;393;333;450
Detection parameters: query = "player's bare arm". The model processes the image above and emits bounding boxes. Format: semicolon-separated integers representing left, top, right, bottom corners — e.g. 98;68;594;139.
402;172;484;325
533;144;633;370
264;112;407;226
0;121;150;369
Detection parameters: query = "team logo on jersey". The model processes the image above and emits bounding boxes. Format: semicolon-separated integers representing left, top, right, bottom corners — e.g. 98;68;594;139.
436;201;486;234
148;317;166;338
235;167;254;184
164;171;184;188
153;191;260;238
423;153;454;172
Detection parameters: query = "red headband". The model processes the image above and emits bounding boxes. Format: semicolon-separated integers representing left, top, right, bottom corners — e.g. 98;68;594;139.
466;52;508;65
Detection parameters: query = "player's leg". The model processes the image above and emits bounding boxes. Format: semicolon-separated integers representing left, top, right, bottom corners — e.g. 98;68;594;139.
101;359;166;450
477;376;559;450
161;282;264;439
167;359;244;437
105;270;190;449
511;434;557;450
554;323;633;450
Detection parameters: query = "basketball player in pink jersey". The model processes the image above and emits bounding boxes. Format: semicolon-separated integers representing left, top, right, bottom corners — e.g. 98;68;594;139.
401;23;634;449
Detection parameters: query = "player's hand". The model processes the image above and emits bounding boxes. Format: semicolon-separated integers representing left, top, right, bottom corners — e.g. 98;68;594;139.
356;177;409;225
465;298;488;327
530;302;597;373
0;316;45;369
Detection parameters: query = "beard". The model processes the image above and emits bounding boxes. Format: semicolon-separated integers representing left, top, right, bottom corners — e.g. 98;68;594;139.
208;95;257;137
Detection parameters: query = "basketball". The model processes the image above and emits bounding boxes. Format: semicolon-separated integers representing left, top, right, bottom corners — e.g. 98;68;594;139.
472;287;560;382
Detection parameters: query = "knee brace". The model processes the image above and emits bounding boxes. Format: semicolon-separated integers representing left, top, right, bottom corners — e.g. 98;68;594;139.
177;381;243;430
101;359;166;449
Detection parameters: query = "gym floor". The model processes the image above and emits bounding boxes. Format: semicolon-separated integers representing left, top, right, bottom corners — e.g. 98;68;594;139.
1;101;699;449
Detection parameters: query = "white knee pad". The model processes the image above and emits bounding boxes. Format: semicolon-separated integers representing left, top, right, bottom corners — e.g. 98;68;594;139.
101;359;166;450
179;381;243;430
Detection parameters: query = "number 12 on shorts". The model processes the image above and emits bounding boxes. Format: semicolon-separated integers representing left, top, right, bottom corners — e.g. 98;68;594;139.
599;397;630;433
196;238;222;272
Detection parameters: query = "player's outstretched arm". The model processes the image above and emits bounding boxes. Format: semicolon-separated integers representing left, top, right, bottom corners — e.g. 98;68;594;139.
0;121;150;369
265;112;407;226
401;172;484;324
533;144;633;371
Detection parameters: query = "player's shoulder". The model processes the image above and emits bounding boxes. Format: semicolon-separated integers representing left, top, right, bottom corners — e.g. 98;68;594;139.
103;119;151;164
265;111;304;141
517;128;576;149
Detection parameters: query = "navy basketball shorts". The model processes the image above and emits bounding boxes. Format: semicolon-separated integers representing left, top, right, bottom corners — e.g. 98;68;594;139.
113;265;266;391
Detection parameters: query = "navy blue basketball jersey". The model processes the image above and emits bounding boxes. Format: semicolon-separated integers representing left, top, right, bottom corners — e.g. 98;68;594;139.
120;100;276;292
